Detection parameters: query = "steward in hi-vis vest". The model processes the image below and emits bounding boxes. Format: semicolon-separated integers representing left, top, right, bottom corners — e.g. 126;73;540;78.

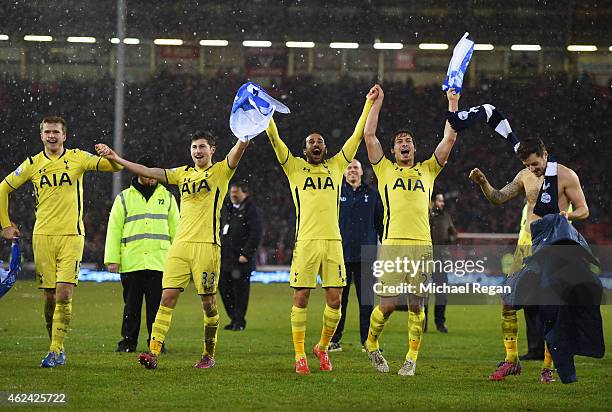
104;156;179;353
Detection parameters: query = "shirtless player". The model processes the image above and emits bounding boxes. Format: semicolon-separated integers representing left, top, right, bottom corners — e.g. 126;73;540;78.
469;137;588;383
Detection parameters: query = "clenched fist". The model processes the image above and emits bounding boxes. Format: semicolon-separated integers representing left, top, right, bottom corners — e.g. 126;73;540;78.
469;168;487;186
2;222;20;240
367;84;384;103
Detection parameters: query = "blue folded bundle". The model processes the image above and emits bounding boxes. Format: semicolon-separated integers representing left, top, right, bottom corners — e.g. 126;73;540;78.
229;82;290;142
442;32;475;94
0;239;21;299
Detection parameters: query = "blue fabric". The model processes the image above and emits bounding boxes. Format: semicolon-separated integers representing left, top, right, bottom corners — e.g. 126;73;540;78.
442;32;474;94
446;103;520;152
338;182;383;262
530;214;595;260
0;239;21;299
502;215;604;383
229;82;290;142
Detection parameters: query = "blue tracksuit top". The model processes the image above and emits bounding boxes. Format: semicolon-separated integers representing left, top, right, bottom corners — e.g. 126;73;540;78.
339;181;384;263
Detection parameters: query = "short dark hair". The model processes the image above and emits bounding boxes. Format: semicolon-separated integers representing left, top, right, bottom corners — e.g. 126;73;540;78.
303;132;324;149
390;129;415;151
432;192;444;201
516;137;546;161
231;181;249;193
40;116;67;133
190;130;217;147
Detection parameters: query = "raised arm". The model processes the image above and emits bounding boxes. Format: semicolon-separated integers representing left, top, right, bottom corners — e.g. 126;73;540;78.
95;144;168;183
96;158;124;172
561;167;589;220
340;87;376;162
434;88;460;166
469;168;525;205
364;85;385;164
265;117;291;165
227;140;250;169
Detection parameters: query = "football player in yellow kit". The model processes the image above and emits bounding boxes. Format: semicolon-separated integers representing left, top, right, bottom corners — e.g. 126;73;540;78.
0;116;122;367
363;86;460;376
96;131;248;370
266;85;380;374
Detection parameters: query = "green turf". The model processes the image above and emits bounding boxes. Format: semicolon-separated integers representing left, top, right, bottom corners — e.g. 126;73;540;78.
0;281;610;411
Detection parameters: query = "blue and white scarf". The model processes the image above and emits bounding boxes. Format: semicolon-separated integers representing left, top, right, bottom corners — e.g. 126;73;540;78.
230;82;290;142
533;156;560;218
0;239;20;299
442;32;474;94
446;104;520;152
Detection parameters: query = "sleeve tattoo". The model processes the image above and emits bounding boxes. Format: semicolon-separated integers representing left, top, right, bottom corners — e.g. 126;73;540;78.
488;179;524;204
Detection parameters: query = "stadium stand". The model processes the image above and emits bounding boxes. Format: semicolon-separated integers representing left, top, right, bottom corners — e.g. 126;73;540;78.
1;72;611;267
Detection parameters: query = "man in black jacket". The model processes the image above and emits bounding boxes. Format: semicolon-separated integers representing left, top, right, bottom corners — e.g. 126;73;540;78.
426;193;457;333
219;181;262;331
329;160;383;352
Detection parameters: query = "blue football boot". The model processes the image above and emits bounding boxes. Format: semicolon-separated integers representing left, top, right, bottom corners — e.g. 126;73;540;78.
56;350;66;366
40;351;58;368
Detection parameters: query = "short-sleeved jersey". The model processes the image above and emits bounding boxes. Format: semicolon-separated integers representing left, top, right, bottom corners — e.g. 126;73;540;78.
372;154;443;242
164;158;235;244
4;148;114;236
266;100;371;242
281;153;349;241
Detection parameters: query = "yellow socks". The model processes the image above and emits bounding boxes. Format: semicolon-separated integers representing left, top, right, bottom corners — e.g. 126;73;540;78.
317;305;341;351
291;306;307;361
406;308;425;362
49;299;72;354
203;307;219;357
542;342;554;370
149;304;219;358
291;304;341;358
501;307;519;363
365;306;389;352
150;305;174;356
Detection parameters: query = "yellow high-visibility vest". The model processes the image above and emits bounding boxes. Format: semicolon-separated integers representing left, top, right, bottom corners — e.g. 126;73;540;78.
104;184;179;273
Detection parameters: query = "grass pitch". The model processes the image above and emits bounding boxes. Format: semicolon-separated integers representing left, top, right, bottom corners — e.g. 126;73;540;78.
0;281;610;411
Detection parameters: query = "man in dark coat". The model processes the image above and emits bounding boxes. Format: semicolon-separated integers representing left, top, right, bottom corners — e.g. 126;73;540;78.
219;181;262;331
426;193;457;333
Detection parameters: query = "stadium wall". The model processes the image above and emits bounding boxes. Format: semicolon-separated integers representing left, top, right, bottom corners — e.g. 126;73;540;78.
1;41;611;86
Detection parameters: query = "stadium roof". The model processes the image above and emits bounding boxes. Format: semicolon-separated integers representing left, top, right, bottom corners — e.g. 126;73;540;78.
2;0;610;46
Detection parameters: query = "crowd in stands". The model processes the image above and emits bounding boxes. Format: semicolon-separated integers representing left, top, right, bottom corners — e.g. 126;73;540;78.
1;72;610;266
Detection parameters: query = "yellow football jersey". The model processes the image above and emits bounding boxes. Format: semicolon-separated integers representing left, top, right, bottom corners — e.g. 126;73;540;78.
372;154;443;242
164;158;235;244
266;99;372;241
3;148;117;235
280;153;347;241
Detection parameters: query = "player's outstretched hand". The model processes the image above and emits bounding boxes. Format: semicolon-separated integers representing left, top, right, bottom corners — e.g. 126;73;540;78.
469;168;487;186
95;144;118;161
446;88;460;102
2;222;20;240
